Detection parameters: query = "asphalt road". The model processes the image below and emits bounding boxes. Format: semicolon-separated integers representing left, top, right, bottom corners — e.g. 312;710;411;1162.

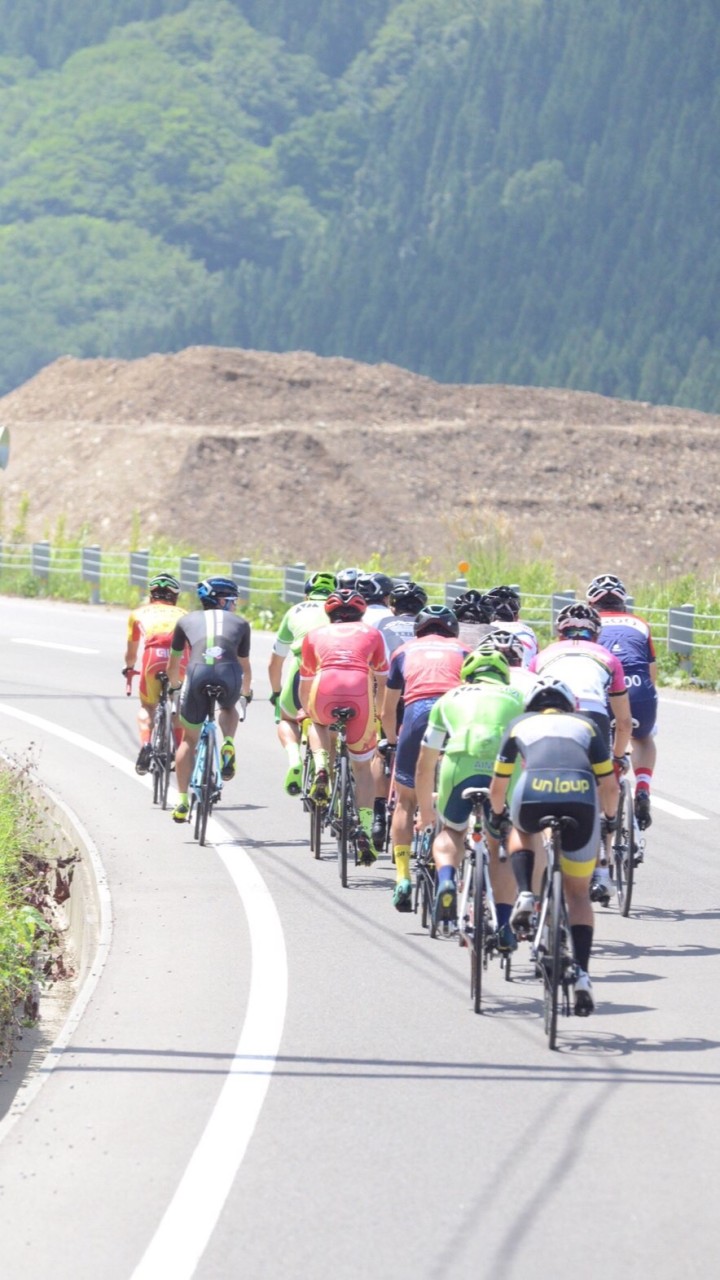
0;597;718;1279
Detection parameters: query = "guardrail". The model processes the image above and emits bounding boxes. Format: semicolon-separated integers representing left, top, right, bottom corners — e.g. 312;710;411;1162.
0;542;716;668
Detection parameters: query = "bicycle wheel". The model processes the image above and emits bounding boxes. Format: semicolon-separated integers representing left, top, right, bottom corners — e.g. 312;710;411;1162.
337;755;350;888
195;736;215;846
614;778;635;917
546;868;563;1050
160;702;174;811
472;848;485;1014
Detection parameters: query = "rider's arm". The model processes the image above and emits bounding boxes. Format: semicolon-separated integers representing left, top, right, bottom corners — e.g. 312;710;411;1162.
598;771;619;818
166;619;187;687
381;687;401;743
238;655;252;698
268;650;285;695
124;613;140;669
609;688;632;757
415;744;439;830
648;658;658;687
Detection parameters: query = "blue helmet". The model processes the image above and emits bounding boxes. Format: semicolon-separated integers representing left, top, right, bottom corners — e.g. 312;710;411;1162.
197;577;239;610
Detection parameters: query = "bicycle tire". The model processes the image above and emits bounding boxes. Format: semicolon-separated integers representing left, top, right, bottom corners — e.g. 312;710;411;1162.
160;702;174;811
150;714;164;807
338;754;350;888
193;738;206;841
546;868;563;1050
614;778;635;917
472;846;485;1014
311;800;323;860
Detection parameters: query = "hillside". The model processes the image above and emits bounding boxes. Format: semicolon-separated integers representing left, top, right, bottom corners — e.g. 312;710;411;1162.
1;346;717;584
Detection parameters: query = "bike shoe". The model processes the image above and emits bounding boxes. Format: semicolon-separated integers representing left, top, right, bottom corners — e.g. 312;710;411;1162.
634;790;652;830
590;872;611;907
310;768;329;804
392;879;413;912
433;879;457;927
172;800;190;824
510;891;535;931
356;832;377;867
284;762;302;796
497;921;518;953
372;812;387;850
220;739;236;781
573;969;595;1016
135;743;152;776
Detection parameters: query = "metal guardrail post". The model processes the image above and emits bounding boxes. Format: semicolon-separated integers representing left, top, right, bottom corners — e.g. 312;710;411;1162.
82;544;102;604
129;550;149;591
668;603;695;672
179;555;201;594
445;577;468;606
32;540;51;580
551;590;576;628
231;559;251;602
283;562;306;604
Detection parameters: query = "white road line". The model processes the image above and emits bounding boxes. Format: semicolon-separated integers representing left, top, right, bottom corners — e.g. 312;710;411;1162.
652;796;707;821
0;701;288;1280
10;638;99;654
659;695;720;713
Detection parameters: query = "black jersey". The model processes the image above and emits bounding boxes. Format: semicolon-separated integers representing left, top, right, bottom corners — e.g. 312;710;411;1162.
171;609;250;666
494;709;613;796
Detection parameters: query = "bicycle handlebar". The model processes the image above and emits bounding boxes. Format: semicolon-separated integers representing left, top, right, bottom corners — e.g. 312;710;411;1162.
123;667;140;696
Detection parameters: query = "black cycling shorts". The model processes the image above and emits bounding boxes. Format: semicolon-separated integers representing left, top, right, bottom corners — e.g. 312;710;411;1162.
179;662;241;728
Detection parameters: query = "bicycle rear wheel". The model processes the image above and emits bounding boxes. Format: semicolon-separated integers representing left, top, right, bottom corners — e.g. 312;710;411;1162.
614;778;635;917
545;869;562;1049
472;849;485;1014
195;737;215;846
337;755;350;888
161;702;174;810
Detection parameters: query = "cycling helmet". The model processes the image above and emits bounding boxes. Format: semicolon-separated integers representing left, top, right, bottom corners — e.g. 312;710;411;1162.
389;581;428;616
197;577;239;610
304;571;337;598
586;573;627;609
324;589;367;621
524;676;577;714
337;566;364;589
148;572;180;602
356;573;385;604
460;642;510;685
486;585;521;621
414;604;459;638
556;601;601;639
488;625;525;667
452;589;493;624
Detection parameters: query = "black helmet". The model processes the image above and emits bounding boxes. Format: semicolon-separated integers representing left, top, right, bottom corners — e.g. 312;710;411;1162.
149;572;180;602
304;571;337;598
486;585;521;621
488;625;525;667
556;602;601;640
524;676;577;714
452;589;493;624
356;573;384;604
324;589;367;622
197;577;238;610
337;566;364;590
372;572;394;600
389;581;428;616
586;573;627;609
414;604;459;638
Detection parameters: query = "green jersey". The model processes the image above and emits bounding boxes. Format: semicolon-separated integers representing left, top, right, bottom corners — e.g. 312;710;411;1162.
272;598;329;658
425;682;524;775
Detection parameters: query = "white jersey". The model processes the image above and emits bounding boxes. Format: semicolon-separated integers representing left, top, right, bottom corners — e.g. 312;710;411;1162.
509;667;537;700
365;603;394;628
503;620;538;667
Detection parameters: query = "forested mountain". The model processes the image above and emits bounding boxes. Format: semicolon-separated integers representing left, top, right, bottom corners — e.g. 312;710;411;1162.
0;0;718;410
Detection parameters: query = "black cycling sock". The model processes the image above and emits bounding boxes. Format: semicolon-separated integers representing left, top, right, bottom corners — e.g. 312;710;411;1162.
373;797;386;817
511;848;535;894
571;924;593;973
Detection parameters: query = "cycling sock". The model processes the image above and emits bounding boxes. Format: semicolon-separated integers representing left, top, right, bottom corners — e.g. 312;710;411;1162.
313;749;329;774
358;807;374;837
176;792;188;806
394;845;411;882
437;865;455;887
373;797;386;818
571;924;593;973
634;768;652;793
511;848;535;894
286;741;301;768
496;902;512;928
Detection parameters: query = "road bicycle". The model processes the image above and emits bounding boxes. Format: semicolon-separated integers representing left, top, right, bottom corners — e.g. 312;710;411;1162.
300;718;324;860
457;788;508;1013
532;815;577;1051
611;774;645;917
325;706;363;888
188;687;247;846
149;671;176;810
413;825;436;931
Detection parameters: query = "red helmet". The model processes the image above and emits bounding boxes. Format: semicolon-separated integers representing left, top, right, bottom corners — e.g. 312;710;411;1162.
324;589;367;621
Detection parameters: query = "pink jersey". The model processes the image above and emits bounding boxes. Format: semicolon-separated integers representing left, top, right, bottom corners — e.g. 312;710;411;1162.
301;620;388;678
529;639;626;715
387;634;470;705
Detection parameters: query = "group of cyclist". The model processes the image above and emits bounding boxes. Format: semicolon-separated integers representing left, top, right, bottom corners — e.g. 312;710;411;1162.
124;563;657;1020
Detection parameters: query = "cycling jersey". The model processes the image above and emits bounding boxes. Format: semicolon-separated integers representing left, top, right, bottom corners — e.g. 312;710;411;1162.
272;598;329;658
424;682;524;829
301;621;388;758
458;620;492;648
171;609;250;727
375;612;417;658
529;639;626;715
494;710;613;872
365;603;393;628
501;620;539;666
387;635;470;705
127;600;186;706
597;609;658;738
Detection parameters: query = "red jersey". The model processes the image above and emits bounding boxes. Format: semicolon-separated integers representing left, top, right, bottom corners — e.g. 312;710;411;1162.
301;620;389;678
387;634;469;704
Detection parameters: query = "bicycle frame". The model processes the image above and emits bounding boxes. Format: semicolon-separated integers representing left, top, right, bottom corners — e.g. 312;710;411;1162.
532;819;575;1050
189;685;224;846
325;707;360;888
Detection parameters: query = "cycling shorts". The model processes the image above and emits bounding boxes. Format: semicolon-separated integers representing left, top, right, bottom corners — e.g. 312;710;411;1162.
279;653;303;722
306;670;377;759
139;646;175;707
179;662;242;729
438;765;492;832
395;697;437;789
628;684;658;739
510;769;599;879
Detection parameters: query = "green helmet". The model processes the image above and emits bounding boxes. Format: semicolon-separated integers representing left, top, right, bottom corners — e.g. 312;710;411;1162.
461;643;510;685
305;571;337;598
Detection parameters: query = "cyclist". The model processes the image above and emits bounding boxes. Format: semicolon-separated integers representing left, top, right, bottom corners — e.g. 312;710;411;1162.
489;625;536;698
453;590;494;648
166;577;252;824
529;601;632;905
488;676;619;1016
357;572;394;626
486;585;538;665
415;642;524;942
299;588;388;863
268;571;336;795
371;580;429;848
381;604;469;911
123;572;186;775
336;566;364;590
587;573;657;830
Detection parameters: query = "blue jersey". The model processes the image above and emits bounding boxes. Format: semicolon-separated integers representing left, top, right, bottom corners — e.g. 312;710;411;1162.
597;611;655;681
